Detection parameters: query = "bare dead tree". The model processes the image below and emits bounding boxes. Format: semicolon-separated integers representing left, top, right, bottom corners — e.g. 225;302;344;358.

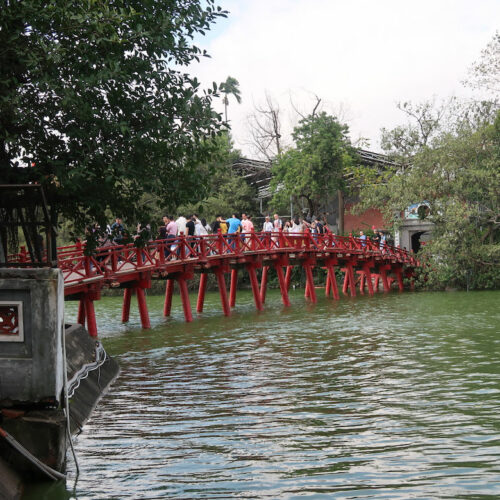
247;92;285;161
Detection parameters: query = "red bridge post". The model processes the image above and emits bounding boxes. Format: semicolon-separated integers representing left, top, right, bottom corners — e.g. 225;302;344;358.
260;266;268;304
164;279;174;317
285;265;293;291
77;299;86;326
197;273;208;313
303;263;317;303
246;263;263;311
84;295;98;338
363;262;375;296
136;286;151;328
229;268;238;308
274;263;291;307
122;288;132;322
177;274;193;322
215;267;231;316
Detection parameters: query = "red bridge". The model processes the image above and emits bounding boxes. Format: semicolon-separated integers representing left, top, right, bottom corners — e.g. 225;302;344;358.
9;231;419;337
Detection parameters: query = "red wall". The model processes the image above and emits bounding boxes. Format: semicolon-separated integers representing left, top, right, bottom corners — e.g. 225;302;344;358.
344;204;387;233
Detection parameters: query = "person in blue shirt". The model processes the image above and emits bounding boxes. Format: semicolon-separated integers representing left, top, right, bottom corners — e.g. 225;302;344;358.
225;213;242;251
225;214;241;234
359;230;367;247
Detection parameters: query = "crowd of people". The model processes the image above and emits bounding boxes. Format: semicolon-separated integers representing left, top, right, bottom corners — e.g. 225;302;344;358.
88;213;390;253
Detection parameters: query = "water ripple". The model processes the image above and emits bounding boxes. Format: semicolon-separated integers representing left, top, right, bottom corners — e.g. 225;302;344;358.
27;289;500;499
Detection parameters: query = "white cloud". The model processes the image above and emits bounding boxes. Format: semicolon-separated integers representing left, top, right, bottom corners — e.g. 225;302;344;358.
192;0;499;156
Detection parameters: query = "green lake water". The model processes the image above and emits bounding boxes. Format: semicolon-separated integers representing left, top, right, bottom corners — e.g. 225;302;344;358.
25;289;500;499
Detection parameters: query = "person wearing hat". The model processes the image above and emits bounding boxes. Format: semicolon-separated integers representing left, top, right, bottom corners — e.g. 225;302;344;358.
263;215;273;232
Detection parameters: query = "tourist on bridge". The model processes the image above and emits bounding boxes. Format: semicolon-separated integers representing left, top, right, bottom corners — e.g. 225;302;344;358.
241;213;254;246
359;230;367;247
175;214;187;236
165;216;178;237
263;215;273;232
380;231;387;252
273;213;282;230
225;213;241;251
371;228;381;248
211;215;227;234
194;214;207;236
110;217;124;244
291;216;302;233
225;213;242;234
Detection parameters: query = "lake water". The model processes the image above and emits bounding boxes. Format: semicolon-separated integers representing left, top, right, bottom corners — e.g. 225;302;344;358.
25;288;500;499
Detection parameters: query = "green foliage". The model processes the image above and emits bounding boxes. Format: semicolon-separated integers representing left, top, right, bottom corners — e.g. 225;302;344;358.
0;0;227;235
358;106;500;290
271;112;356;216
177;134;259;220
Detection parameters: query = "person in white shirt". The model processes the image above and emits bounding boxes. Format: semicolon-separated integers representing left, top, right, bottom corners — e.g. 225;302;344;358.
291;216;303;233
175;215;187;235
263;215;273;232
273;213;283;231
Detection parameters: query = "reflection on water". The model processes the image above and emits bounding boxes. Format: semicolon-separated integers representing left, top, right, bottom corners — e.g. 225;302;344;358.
25;289;500;499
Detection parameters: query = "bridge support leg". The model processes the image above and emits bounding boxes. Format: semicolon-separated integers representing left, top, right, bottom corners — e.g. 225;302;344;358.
304;265;317;303
84;296;98;338
197;273;208;313
394;267;404;292
136;287;151;328
260;266;268;304
374;274;380;291
325;271;331;297
348;263;356;297
215;268;231;316
359;272;366;295
363;264;374;296
177;277;193;322
77;299;86;326
305;279;311;298
285;265;293;291
122;288;132;323
164;279;174;317
380;268;390;292
327;267;339;300
229;268;238;308
274;264;290;307
247;264;263;311
342;269;349;296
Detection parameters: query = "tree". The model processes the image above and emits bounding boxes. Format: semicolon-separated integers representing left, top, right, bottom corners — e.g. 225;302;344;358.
177;133;259;220
247;92;285;161
270;112;356;218
465;31;500;95
0;0;227;239
220;76;242;123
358;107;500;289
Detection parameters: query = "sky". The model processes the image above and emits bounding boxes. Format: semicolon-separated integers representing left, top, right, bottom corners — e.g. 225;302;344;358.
192;0;499;157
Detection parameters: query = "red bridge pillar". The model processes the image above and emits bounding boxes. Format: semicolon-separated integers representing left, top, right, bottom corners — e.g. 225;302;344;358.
122;288;132;322
215;267;231;316
303;263;317;303
77;299;86;326
260;266;269;304
229;268;238;308
177;275;193;322
274;263;291;307
246;263;263;311
136;286;151;329
164;279;174;317
197;273;208;313
363;262;375;296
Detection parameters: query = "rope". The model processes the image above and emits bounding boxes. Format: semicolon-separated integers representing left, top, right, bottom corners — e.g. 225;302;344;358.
0;427;66;481
66;341;108;399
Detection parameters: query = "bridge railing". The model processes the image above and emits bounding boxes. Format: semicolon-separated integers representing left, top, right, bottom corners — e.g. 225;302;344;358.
5;231;417;286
